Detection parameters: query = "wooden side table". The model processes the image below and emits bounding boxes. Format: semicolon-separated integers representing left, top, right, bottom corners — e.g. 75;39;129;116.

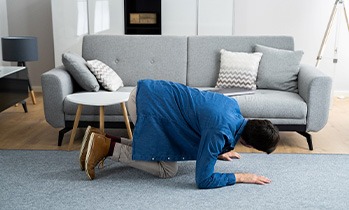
66;92;133;150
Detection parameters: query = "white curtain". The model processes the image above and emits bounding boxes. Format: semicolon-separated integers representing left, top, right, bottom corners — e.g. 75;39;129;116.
93;0;110;33
77;0;88;36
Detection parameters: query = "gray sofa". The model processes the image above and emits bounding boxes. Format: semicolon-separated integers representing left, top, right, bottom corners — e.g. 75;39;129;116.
41;35;332;150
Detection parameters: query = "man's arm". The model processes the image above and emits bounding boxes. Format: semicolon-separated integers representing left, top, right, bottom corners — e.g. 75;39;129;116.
217;151;271;184
218;150;241;161
195;130;236;189
195;130;272;188
235;173;271;185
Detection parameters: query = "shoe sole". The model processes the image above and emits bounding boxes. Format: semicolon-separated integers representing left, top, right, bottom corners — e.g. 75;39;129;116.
85;132;95;180
79;125;92;170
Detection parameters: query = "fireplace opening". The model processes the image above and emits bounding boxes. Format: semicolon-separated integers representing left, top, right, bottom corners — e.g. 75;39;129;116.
124;0;161;35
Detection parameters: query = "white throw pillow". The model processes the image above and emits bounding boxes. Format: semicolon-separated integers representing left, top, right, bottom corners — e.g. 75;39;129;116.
86;60;124;91
216;49;263;90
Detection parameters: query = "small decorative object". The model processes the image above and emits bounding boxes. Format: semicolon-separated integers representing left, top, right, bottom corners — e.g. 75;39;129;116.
130;13;157;24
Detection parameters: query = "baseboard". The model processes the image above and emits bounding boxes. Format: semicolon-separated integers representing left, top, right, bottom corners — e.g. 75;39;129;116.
32;86;42;92
333;90;349;98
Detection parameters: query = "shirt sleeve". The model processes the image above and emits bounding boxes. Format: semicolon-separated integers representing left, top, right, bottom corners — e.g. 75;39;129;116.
195;129;236;189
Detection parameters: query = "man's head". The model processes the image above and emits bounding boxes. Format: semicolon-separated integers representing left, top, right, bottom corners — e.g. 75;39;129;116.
241;119;280;154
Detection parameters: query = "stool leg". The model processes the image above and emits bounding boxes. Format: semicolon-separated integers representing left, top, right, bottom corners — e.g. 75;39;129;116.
29;90;37;105
68;104;83;151
100;106;105;133
27;70;37;105
121;102;133;139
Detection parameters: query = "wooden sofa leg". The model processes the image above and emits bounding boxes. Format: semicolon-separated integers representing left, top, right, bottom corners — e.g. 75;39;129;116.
297;131;313;151
58;127;72;146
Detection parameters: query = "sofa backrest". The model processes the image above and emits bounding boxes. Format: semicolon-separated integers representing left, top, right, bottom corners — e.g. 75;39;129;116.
82;35;187;86
187;36;295;87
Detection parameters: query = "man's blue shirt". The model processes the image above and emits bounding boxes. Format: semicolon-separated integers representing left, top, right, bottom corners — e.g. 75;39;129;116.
132;80;247;189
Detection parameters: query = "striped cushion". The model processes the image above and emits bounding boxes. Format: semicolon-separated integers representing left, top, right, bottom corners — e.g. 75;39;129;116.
86;60;124;91
216;49;262;90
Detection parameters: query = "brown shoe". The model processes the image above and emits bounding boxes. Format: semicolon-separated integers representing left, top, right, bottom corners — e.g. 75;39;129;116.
79;126;104;170
85;133;111;180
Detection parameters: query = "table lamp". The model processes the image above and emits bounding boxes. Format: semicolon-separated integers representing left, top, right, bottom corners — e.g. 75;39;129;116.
1;36;38;104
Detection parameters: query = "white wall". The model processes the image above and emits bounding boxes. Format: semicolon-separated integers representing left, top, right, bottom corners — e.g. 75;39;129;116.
52;0;235;66
162;0;197;35
51;0;88;67
234;0;349;94
88;0;124;35
161;0;235;35
6;0;55;90
198;0;234;35
0;0;9;66
51;0;125;66
5;0;349;93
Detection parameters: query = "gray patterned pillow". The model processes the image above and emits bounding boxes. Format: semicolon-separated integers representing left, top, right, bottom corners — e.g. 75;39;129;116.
62;53;100;92
255;44;304;93
86;60;124;91
216;49;263;90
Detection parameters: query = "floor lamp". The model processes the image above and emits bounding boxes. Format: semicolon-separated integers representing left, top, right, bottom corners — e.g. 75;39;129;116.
1;36;38;105
316;0;349;67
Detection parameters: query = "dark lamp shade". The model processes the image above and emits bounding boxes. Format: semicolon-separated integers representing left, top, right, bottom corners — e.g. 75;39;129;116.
1;36;38;62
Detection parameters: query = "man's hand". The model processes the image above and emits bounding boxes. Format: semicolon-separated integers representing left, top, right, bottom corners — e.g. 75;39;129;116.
218;151;241;161
235;173;271;185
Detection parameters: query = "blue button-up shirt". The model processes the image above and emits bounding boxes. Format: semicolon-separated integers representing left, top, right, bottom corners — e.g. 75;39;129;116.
132;80;247;189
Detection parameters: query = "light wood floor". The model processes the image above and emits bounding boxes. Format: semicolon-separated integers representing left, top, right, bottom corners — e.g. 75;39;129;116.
0;93;348;154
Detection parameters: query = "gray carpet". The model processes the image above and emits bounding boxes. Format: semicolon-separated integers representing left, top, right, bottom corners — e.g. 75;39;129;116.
0;150;348;210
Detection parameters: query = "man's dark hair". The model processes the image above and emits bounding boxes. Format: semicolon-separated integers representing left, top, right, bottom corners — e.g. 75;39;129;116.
241;119;280;154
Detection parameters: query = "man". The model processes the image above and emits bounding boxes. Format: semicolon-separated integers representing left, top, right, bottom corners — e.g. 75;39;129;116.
80;79;280;189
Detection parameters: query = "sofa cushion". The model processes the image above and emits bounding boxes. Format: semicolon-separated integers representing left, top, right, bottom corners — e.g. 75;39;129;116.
255;44;303;93
216;49;262;89
233;89;307;124
187;36;295;87
86;59;124;91
62;53;100;92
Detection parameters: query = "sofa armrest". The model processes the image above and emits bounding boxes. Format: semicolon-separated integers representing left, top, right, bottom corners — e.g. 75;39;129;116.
41;67;74;128
298;64;332;132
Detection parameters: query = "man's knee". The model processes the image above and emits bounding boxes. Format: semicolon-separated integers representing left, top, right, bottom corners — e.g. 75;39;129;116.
127;87;137;124
159;162;178;178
